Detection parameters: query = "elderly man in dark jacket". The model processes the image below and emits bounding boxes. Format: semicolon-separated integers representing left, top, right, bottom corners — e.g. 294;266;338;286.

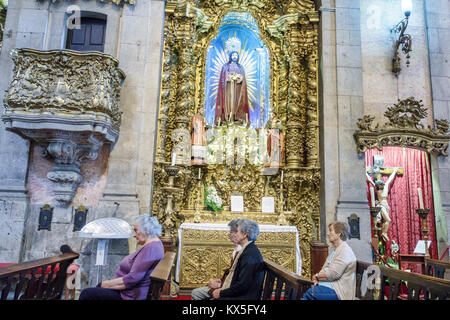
211;219;265;300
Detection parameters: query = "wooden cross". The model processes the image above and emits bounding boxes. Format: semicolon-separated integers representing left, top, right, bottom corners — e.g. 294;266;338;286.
366;155;403;181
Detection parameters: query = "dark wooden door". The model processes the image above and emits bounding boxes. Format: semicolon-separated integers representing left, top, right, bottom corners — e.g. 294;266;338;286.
66;17;106;52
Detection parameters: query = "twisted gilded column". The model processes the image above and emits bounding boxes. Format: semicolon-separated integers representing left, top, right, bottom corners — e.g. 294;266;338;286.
285;24;304;169
305;37;319;168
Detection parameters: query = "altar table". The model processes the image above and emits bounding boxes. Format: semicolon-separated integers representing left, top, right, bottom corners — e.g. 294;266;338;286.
175;223;302;288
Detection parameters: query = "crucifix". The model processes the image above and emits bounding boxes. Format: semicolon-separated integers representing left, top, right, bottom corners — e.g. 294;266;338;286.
366;154;404;181
366;155;403;243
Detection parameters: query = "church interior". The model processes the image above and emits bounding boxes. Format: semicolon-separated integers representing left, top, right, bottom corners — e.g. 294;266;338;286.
0;0;449;301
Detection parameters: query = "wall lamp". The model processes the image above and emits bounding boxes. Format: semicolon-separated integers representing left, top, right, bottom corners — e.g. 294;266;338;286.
391;0;413;76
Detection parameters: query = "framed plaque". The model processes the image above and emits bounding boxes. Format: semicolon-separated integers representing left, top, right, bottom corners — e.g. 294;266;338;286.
348;213;360;240
261;197;275;213
73;205;88;232
231;196;244;212
38;204;53;231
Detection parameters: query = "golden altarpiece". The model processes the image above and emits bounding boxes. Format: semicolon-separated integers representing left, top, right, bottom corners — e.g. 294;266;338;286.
152;0;321;288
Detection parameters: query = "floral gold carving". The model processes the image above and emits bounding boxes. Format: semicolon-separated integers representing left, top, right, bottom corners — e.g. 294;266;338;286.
354;97;450;156
154;0;320;280
179;228;298;287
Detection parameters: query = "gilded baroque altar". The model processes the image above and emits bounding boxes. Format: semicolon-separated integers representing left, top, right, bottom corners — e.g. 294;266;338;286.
152;0;321;279
176;223;301;288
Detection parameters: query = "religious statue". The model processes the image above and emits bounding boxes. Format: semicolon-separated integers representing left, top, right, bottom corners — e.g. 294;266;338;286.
214;37;250;125
366;167;399;242
391;239;400;262
264;113;285;167
191;106;207;165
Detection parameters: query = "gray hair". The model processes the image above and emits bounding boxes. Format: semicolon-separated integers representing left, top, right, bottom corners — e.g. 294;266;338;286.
228;219;240;232
236;219;260;242
134;214;162;237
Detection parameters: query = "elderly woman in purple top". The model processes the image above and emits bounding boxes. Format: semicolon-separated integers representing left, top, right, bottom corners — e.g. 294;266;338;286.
79;215;164;300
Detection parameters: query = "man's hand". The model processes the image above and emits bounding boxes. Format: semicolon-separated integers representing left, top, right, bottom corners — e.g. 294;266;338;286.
211;288;221;299
208;279;221;289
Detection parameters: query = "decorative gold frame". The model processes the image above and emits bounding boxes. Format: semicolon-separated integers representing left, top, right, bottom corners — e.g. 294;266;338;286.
354;97;450;156
153;0;320;278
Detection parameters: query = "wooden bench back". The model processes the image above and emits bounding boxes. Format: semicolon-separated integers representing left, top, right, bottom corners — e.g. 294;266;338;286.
425;258;450;279
380;264;450;300
355;260;450;300
146;251;176;300
261;259;313;300
355;260;377;300
0;245;79;300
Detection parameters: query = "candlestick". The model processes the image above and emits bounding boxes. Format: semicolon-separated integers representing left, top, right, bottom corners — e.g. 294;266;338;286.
416;208;431;258
370;187;375;207
418;187;424;209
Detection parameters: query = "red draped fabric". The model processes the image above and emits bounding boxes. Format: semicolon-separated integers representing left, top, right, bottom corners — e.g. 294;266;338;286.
365;147;438;263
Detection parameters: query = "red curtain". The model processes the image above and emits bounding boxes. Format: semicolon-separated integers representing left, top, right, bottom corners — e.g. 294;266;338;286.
365;147;438;262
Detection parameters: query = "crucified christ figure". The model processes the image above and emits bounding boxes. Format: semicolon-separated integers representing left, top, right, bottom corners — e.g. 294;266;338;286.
366;167;399;242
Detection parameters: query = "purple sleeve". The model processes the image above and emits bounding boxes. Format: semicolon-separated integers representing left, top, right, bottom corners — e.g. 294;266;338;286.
122;242;164;289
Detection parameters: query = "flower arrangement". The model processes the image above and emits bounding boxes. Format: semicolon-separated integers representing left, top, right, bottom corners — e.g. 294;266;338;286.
204;185;223;212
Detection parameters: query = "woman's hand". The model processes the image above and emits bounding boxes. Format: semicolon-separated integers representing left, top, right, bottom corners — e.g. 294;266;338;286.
100;278;126;290
208;279;221;289
312;274;319;286
211;288;221;299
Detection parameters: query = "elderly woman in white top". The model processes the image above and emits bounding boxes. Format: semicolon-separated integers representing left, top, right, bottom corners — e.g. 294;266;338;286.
301;221;356;300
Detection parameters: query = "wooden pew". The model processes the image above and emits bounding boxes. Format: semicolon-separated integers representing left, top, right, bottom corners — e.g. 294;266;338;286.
0;245;79;300
425;258;450;279
146;251;176;300
261;259;313;300
355;260;377;300
355;260;450;300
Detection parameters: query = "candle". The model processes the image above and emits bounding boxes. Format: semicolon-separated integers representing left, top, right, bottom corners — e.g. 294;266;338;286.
171;153;176;166
370;187;375;207
281;170;284;183
418;187;424;209
198;168;201;179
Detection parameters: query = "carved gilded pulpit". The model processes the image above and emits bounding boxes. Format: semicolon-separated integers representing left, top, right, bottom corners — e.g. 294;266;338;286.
153;0;321;285
2;49;125;205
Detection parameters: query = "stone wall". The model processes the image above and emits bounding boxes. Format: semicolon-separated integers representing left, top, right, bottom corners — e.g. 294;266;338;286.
425;0;450;259
320;0;449;260
0;0;165;287
320;0;372;262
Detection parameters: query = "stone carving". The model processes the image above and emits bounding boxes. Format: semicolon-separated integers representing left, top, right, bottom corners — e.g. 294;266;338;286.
384;97;428;130
4;49;124;127
2;49;126;206
47;170;83;205
354;97;450;156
